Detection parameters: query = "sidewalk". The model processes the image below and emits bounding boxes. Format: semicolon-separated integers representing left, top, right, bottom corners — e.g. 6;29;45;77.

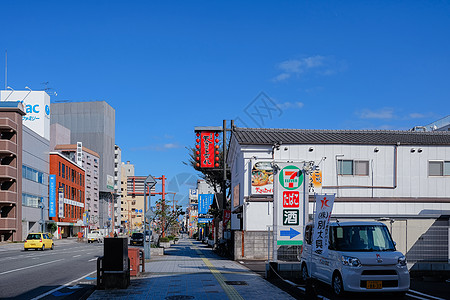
88;237;295;299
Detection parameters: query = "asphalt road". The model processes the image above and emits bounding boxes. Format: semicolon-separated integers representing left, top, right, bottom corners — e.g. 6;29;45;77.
0;239;103;300
238;260;450;300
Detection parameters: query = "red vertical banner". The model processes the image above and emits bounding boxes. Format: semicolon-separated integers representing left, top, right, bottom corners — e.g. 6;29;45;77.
200;131;215;168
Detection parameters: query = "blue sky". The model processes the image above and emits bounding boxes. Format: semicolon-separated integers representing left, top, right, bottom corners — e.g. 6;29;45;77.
1;1;449;207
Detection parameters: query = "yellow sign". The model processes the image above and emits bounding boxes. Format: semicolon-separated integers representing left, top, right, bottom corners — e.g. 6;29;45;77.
310;170;322;188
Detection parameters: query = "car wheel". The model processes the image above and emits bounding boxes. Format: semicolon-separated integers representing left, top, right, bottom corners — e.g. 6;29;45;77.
301;263;309;282
51;244;54;250
332;272;344;297
41;245;45;251
24;248;28;251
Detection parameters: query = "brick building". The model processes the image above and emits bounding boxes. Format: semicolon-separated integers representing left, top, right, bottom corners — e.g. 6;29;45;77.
49;152;85;238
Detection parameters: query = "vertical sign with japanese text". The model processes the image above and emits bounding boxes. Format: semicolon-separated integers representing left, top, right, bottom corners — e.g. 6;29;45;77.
49;175;56;217
200;131;215;168
312;194;335;256
58;187;64;218
274;163;306;246
198;194;214;214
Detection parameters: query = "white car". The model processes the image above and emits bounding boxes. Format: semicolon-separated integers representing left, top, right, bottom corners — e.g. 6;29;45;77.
301;221;410;297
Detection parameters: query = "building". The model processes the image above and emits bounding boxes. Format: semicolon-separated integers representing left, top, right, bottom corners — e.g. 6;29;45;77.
227;127;450;262
0;90;50;140
53;143;100;229
0;102;25;242
49;152;86;238
22;125;50;240
120;161;145;232
51;101;115;230
113;145;122;233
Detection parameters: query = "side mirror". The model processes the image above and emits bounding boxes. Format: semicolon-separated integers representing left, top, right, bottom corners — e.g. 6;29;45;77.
393;241;397;246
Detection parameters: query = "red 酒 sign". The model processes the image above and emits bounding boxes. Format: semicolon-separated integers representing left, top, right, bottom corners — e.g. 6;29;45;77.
283;191;300;208
200;131;215;168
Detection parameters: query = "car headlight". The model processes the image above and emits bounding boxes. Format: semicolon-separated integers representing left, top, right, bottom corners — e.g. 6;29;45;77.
397;255;407;267
341;255;361;267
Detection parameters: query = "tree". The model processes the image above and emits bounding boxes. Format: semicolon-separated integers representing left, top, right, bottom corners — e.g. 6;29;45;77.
153;198;184;244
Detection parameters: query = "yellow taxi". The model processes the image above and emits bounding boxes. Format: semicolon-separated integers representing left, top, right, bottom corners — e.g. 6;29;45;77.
24;233;54;251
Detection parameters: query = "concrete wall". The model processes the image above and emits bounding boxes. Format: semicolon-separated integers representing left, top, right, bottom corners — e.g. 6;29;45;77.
234;231;271;260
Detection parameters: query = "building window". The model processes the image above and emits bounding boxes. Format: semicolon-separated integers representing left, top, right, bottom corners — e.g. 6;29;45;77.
22;193;43;208
338;160;369;176
22;165;45;184
429;161;450;176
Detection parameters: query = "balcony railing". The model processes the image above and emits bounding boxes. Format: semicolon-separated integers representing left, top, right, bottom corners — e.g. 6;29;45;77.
0;191;17;204
0;140;17;155
0;165;16;179
0;218;17;230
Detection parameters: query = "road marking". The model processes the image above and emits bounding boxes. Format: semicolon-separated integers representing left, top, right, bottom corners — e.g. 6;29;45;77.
0;259;64;275
73;255;81;258
30;270;96;300
407;294;435;300
88;258;97;262
408;290;446;300
191;242;243;300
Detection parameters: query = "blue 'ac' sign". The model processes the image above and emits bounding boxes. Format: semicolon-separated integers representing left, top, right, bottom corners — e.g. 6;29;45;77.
198;194;214;214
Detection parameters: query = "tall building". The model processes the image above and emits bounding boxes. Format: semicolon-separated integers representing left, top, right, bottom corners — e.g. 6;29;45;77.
0;102;25;242
51;101;115;230
120;161;145;233
53;144;100;229
113;145;122;232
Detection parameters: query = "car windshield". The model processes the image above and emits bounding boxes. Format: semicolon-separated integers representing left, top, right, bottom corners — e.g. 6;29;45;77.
27;234;41;240
330;225;395;252
132;233;143;238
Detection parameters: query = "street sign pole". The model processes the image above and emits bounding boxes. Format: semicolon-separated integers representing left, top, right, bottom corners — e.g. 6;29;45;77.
144;175;156;259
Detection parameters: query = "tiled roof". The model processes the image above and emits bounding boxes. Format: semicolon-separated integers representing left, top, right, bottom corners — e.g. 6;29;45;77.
233;127;450;146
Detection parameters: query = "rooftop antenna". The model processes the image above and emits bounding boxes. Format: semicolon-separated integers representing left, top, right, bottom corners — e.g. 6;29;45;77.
41;81;52;91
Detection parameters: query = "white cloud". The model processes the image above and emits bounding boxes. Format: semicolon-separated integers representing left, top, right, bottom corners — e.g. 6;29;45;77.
273;73;291;82
357;108;395;119
273;55;328;82
277;101;304;110
408;113;429;119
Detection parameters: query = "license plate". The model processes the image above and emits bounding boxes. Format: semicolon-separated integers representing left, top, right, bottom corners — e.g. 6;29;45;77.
366;281;382;289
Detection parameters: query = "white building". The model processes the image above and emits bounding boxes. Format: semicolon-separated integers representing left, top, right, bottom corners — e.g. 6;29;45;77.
114;145;122;232
227;127;450;262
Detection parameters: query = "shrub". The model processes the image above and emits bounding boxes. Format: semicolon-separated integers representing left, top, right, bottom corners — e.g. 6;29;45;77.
160;237;170;243
167;235;175;241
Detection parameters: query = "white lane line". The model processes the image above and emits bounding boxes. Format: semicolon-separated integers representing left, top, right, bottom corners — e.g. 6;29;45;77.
73;255;81;258
30;270;96;300
406;294;435;300
408;290;446;300
0;259;64;275
88;258;97;262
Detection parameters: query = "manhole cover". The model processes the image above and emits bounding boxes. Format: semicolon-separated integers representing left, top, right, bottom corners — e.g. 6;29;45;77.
165;296;195;300
224;281;248;285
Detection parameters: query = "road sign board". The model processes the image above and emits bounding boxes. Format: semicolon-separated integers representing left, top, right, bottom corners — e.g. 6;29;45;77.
145;208;156;219
145;174;156;188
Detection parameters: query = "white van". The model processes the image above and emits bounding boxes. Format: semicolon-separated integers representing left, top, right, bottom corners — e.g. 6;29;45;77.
300;221;410;296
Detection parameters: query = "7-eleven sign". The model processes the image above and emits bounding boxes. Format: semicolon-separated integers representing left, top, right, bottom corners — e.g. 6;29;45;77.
279;166;303;190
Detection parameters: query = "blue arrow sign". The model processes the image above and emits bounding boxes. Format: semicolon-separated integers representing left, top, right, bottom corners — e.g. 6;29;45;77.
280;228;300;239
